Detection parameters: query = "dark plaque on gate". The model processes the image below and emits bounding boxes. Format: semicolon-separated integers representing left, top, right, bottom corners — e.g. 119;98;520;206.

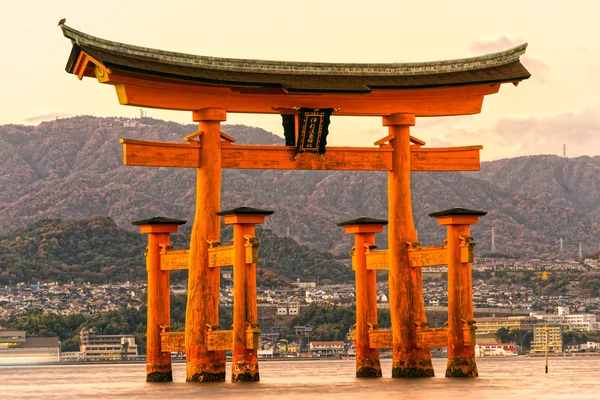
295;108;334;158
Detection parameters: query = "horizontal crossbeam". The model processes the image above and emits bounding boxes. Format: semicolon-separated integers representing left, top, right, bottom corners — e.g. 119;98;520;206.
159;248;189;271
407;243;448;267
207;329;233;351
208;245;234;268
416;328;448;348
121;139;482;172
368;329;393;349
355;243;450;270
160;331;185;352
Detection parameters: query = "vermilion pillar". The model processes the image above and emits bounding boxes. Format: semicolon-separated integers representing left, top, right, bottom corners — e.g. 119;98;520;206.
383;113;433;377
430;208;486;377
338;217;387;378
217;207;273;382
132;216;186;382
187;108;227;382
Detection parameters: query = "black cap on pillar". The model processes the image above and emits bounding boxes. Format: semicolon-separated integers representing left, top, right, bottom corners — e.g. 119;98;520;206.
131;216;187;226
217;206;274;225
429;208;487;226
337;216;388;234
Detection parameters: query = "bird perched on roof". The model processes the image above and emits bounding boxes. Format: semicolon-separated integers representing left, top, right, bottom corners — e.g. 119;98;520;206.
58;18;66;26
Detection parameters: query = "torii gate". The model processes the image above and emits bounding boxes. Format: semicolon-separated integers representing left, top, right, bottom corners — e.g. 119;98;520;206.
59;23;530;382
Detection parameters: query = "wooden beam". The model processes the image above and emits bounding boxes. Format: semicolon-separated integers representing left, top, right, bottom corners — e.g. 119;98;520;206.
407;243;448;267
159;248;189;271
160;331;185;353
110;79;500;117
222;145;393;171
411;145;482;171
120;139;482;172
363;250;390;270
120;138;200;168
368;329;393;349
360;243;449;270
416;328;448;348
208;245;234;268
207;329;234;351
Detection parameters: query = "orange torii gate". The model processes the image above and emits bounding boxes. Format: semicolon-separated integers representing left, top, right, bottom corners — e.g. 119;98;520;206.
59;23;530;382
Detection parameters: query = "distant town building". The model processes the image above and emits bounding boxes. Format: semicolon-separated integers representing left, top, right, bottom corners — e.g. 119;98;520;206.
292;280;317;289
277;301;300;316
475;343;518;357
530;307;599;331
531;325;563;354
309;341;345;355
78;327;138;360
294;325;313;336
0;330;60;363
475;316;539;334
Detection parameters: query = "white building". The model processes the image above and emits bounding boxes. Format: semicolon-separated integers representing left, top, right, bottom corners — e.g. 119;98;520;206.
79;327;138;360
475;343;518;357
530;307;599;331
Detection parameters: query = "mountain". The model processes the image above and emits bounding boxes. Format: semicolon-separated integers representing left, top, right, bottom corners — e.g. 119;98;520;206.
0;116;599;260
0;216;350;285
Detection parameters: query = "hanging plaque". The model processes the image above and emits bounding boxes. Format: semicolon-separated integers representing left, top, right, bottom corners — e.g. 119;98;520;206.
296;108;333;157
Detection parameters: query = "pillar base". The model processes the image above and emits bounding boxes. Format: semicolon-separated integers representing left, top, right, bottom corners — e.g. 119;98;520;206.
232;362;259;382
357;358;382;378
392;357;434;378
186;359;227;382
146;370;173;383
232;372;260;382
445;357;478;377
187;372;226;382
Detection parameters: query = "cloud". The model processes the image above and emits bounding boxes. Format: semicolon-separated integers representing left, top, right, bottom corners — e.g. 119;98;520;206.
22;112;73;124
470;36;549;83
444;110;600;159
428;137;454;148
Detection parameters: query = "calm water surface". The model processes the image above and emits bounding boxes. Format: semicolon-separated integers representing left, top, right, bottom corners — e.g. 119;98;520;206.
1;358;599;399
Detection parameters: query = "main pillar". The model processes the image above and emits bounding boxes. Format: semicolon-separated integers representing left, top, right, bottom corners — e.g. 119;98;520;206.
186;108;227;382
217;207;273;382
132;216;186;382
338;217;387;378
430;208;486;377
383;113;434;377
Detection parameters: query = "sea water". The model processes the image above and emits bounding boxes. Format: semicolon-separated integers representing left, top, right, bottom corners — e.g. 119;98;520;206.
1;357;599;399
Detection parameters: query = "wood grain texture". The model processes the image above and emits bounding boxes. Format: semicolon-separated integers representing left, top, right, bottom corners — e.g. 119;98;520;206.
121;139;481;172
185;114;226;382
161;331;185;353
368;330;393;349
407;245;448;267
387;117;433;377
416;328;449;348
207;330;234;351
160;249;189;270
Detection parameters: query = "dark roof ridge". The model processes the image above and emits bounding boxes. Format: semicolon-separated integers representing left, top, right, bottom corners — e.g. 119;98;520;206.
61;24;528;77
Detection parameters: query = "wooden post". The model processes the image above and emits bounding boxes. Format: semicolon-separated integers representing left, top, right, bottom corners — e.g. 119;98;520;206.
430;208;486;377
383;113;434;377
217;207;273;382
186;108;227;382
338;217;387;378
132;216;186;382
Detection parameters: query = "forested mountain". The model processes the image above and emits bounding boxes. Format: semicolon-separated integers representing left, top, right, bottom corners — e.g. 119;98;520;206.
0;216;351;285
1;116;599;262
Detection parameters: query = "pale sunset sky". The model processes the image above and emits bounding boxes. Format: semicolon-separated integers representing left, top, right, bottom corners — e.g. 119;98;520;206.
2;0;599;160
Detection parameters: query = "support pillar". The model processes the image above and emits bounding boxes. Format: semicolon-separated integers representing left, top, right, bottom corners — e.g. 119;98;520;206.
383;113;434;377
186;108;227;382
430;208;486;377
132;216;186;382
217;207;273;382
338;217;387;378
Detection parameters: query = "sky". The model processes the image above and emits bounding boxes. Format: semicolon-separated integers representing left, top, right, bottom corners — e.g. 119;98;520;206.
2;0;599;161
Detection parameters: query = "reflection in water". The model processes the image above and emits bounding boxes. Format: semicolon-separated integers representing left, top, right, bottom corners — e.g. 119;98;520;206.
2;358;600;400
